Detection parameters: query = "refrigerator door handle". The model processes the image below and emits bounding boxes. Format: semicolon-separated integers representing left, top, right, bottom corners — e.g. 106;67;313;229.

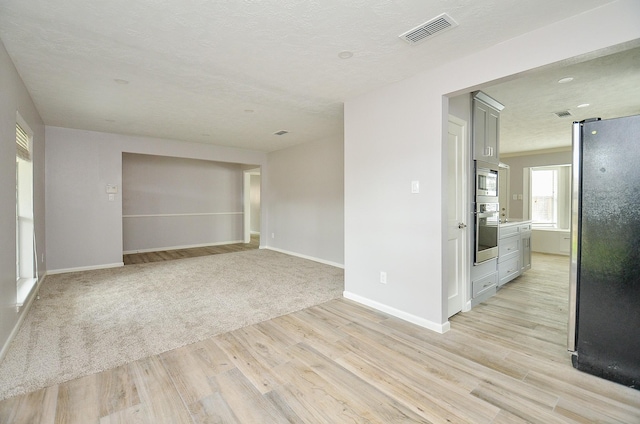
568;121;582;352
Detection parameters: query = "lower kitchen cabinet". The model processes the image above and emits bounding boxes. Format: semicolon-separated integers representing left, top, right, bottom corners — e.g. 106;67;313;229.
497;220;532;287
521;225;532;272
470;221;531;306
470;258;498;305
473;272;498;298
499;256;520;286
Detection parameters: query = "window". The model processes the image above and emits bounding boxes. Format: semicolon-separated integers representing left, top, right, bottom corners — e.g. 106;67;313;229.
529;165;571;229
531;168;558;227
16;114;36;306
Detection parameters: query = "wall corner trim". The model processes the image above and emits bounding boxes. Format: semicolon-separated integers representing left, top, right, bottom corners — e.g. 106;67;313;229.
47;262;124;275
263;247;344;269
343;291;450;334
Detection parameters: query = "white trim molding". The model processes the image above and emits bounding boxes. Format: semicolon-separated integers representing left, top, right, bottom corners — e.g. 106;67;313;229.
263;247;344;269
123;240;243;255
0;273;46;363
343;291;451;334
122;212;242;218
47;262;124;275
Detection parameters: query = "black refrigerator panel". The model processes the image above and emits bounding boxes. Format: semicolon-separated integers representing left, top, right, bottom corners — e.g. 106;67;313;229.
575;115;640;389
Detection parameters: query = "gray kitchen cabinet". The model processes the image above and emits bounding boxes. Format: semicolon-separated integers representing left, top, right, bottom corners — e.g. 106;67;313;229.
499;256;520;286
521;223;532;272
473;272;498;299
498;223;520;286
497;220;532;287
470;258;498;305
472;92;504;165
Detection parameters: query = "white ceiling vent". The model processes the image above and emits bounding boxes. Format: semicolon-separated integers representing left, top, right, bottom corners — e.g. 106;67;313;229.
554;110;573;118
273;130;289;136
399;13;458;45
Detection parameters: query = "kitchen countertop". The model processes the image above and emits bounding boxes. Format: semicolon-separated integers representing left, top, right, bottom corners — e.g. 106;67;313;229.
499;219;531;226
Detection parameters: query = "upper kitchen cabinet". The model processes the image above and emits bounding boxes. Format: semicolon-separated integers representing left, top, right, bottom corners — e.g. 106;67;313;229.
472;91;504;164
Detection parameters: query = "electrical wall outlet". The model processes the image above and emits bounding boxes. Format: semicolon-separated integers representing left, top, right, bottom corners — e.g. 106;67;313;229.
380;271;387;284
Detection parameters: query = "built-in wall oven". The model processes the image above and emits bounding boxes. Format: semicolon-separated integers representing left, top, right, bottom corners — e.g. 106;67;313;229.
475;161;499;264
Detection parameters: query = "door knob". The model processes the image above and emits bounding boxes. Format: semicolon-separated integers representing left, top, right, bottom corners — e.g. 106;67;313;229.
458;223;467;229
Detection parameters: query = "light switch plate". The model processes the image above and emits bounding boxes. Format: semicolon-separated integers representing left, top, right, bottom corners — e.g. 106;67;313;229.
106;184;118;194
411;180;420;194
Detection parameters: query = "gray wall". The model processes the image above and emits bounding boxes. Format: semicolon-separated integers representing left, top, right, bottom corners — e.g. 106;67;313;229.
344;1;639;332
122;153;244;252
502;150;572;219
0;40;46;358
265;135;344;266
448;94;471;125
46;126;266;272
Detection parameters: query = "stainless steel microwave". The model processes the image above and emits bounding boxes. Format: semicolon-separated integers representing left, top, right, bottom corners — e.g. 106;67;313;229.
475;161;498;199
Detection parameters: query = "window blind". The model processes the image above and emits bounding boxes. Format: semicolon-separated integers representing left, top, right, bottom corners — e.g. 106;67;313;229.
16;123;30;161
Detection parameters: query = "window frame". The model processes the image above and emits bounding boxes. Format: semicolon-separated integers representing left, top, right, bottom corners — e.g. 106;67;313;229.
525;164;571;230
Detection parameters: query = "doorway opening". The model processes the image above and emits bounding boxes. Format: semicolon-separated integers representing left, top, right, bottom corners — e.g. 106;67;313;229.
243;168;261;245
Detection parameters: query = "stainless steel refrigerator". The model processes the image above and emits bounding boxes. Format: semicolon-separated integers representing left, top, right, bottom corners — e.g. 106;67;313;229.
568;115;640;389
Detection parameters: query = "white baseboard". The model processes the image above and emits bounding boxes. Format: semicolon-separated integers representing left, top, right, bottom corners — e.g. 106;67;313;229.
123;240;244;255
263;246;344;269
250;231;260;235
463;300;472;313
0;273;47;363
47;262;124;275
343;291;450;334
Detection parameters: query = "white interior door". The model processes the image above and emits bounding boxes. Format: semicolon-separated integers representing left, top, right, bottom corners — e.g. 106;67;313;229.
447;116;467;317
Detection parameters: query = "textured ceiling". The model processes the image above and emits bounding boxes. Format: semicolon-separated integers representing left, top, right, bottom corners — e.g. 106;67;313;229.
0;0;629;153
484;44;640;155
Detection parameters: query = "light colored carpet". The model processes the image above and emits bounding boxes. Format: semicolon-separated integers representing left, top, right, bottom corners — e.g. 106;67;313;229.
0;249;344;401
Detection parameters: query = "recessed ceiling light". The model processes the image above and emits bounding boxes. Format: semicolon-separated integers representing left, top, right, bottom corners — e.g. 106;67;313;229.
274;130;289;136
338;51;353;59
558;77;574;84
577;103;590;108
105;119;116;122
114;78;130;85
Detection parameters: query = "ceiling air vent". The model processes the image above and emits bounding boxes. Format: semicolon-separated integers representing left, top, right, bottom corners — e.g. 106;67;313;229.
273;130;289;136
554;110;573;118
399;13;458;45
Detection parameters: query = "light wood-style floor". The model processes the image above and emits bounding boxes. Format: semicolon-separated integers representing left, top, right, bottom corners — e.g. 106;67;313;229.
123;235;260;265
2;253;639;423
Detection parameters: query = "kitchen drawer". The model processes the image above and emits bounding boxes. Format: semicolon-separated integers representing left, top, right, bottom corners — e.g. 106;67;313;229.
519;223;531;232
500;224;520;238
499;256;520;286
473;272;498;298
498;235;520;261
